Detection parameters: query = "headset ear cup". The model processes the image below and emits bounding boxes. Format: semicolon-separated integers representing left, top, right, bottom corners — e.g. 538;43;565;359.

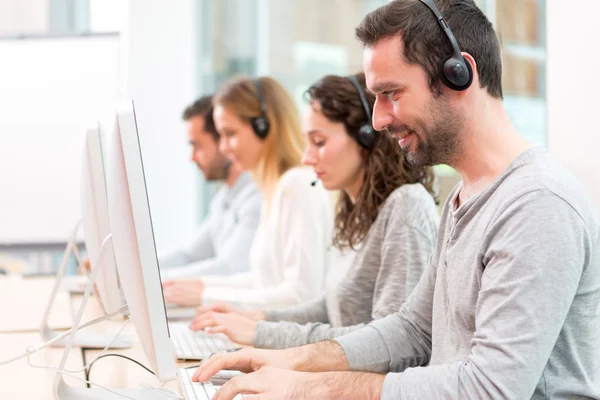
439;55;473;91
251;117;269;139
356;125;377;150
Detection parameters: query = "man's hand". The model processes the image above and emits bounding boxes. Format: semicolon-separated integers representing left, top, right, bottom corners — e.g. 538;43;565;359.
196;302;266;321
189;312;258;346
210;367;385;400
192;341;349;383
162;279;204;307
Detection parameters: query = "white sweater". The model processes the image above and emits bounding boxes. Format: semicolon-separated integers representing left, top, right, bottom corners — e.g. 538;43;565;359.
202;167;333;309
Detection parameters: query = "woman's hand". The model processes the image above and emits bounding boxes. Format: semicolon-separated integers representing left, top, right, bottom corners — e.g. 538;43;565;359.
189;311;258;346
162;279;204;307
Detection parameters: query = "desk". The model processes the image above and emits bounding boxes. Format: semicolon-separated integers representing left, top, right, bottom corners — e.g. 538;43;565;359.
0;325;85;398
83;323;194;393
0;275;72;332
71;294;197;394
0;277;198;399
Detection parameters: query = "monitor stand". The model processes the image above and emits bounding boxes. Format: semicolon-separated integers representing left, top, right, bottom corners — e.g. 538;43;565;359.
53;234;175;400
41;221;131;349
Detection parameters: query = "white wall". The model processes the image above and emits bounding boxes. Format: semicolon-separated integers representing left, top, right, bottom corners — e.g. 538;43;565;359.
121;0;201;252
547;2;600;212
0;0;202;249
0;35;119;244
0;0;48;34
90;0;127;32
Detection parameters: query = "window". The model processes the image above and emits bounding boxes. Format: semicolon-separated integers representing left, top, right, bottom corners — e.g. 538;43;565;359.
436;0;547;207
0;0;124;37
198;0;387;110
196;0;259;94
258;0;388;112
479;0;547;145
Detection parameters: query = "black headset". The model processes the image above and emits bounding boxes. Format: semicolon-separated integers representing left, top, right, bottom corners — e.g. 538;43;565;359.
251;78;270;139
346;74;377;151
418;0;473;91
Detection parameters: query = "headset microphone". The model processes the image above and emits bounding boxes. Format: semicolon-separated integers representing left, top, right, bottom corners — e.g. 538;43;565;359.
311;180;318;187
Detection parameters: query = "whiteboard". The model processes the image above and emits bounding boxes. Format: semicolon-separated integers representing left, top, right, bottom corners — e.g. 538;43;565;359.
0;35;120;244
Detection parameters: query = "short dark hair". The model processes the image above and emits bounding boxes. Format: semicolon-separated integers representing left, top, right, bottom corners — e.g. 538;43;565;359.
356;0;502;99
182;95;219;140
306;73;437;250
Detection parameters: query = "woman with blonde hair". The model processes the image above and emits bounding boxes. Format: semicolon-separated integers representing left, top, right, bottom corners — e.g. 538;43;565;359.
162;76;333;309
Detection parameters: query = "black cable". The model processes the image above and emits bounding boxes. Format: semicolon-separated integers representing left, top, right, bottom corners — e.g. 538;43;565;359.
85;353;155;383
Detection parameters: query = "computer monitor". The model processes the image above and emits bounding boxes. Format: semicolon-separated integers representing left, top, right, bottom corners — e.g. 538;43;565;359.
41;123;131;349
80;122;123;315
53;103;175;400
106;100;177;382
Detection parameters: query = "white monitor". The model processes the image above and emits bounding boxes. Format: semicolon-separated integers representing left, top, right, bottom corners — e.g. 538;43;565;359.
41;123;131;350
106;100;177;382
81;122;123;315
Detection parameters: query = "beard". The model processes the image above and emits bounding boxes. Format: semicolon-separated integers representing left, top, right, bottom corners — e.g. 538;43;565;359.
387;95;464;167
201;158;231;181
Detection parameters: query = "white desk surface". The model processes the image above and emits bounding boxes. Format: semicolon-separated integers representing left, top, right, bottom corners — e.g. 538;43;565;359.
0;277;218;399
0;331;86;398
0;275;72;333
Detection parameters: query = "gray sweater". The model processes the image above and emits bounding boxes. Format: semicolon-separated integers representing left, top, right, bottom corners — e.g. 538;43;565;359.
336;146;600;399
254;183;440;349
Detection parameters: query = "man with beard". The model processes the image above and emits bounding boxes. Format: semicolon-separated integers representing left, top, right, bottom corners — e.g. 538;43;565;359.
189;1;600;399
158;96;261;280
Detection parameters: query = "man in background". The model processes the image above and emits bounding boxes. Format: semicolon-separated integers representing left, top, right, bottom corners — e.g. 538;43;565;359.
159;96;261;282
